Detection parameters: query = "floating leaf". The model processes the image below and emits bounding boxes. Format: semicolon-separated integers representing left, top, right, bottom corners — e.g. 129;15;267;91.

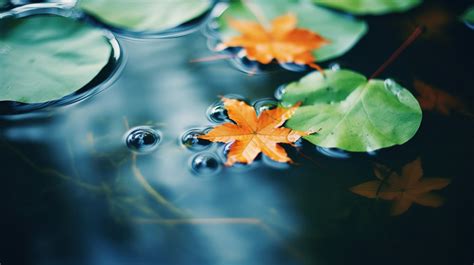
199;98;311;166
281;69;422;152
0;15;112;104
350;158;450;216
313;0;422;15
216;0;367;62
414;80;469;116
461;6;474;24
79;0;212;31
219;13;329;70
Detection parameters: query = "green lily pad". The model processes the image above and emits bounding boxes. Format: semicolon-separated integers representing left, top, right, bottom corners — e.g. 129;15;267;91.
312;0;422;15
0;15;112;104
78;0;212;31
216;0;367;62
281;69;422;152
461;6;474;23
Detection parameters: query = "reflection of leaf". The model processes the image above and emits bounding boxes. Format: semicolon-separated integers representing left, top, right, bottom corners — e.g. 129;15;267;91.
79;0;211;31
219;13;328;70
313;0;422;15
461;6;474;23
199;98;310;166
0;16;111;103
414;80;469;116
217;0;367;62
350;158;450;216
282;69;422;152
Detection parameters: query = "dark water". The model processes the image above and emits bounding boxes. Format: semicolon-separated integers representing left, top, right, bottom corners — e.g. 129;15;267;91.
1;1;474;265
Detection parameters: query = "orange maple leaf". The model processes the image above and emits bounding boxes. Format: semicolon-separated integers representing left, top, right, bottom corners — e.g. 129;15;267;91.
350;158;450;216
414;80;469;116
220;13;329;71
199;98;311;166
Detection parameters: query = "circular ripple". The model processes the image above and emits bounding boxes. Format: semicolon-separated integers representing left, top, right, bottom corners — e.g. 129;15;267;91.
181;128;213;151
189;152;222;176
124;126;162;153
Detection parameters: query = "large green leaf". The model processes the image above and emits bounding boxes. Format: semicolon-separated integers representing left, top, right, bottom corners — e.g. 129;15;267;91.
461;6;474;23
217;0;367;62
281;69;422;152
313;0;422;15
78;0;212;31
0;15;111;104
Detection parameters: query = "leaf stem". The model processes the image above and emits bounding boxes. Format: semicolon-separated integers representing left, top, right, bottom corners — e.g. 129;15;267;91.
370;26;424;80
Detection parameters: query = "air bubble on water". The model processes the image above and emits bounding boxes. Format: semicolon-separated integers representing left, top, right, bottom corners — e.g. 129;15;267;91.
279;63;308;72
367;150;378;156
262;155;291;170
229;51;262;74
181;128;213;151
329;63;341;71
124;126;162;154
316;146;351;159
384;79;402;97
253;98;278;115
274;84;287;100
189;152;222;176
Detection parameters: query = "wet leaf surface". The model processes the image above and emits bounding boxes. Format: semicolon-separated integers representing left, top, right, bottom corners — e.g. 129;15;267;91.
0;15;111;103
313;0;422;15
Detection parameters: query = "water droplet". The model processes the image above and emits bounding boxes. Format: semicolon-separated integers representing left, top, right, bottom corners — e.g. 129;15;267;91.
279;63;307;72
384;79;402;97
316;146;351;159
181;128;213;151
124;126;162;154
253;98;278;115
329;63;341;71
274;84;287;100
189;152;222;176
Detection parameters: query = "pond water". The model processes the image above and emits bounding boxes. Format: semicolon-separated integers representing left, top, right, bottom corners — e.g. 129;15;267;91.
1;1;473;265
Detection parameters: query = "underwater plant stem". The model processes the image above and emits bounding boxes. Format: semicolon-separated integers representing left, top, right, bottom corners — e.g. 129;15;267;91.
131;154;185;217
370;26;424;80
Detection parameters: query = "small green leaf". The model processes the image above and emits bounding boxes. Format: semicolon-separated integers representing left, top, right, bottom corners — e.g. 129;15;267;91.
78;0;212;31
0;15;112;104
313;0;422;15
217;0;367;62
281;69;422;152
461;6;474;24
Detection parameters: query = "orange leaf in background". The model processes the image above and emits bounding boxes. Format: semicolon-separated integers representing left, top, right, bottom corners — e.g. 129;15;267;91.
220;13;329;71
350;158;450;216
414;80;469;116
199;98;311;166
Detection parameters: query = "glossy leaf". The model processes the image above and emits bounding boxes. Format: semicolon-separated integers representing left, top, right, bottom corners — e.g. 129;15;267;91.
79;0;212;31
313;0;422;15
350;158;450;216
199;98;311;166
281;69;422;152
0;15;111;104
217;0;367;62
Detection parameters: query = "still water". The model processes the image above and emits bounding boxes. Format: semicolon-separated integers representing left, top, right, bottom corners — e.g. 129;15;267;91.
1;1;473;264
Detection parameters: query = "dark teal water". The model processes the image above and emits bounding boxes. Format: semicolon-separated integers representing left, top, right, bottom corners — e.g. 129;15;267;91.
1;1;473;265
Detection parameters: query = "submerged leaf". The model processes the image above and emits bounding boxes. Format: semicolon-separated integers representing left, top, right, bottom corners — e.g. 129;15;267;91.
313;0;422;15
217;0;367;62
414;80;469;116
281;69;422;152
79;0;212;31
199;98;311;166
0;15;111;104
350;158;450;216
220;13;329;69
